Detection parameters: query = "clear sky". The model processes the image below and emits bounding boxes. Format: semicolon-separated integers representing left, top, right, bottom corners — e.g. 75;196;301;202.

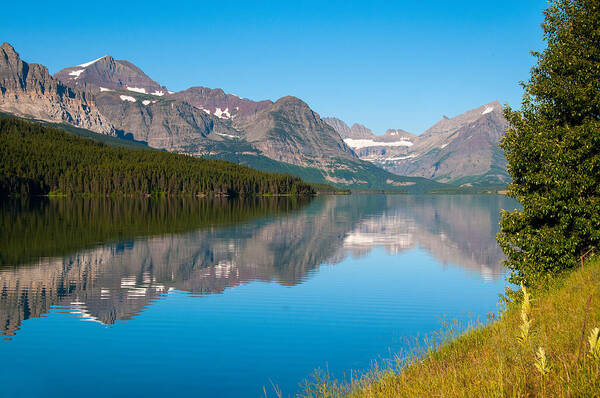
1;0;547;134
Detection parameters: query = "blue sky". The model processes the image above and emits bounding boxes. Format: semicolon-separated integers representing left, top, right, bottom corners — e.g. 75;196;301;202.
1;0;546;134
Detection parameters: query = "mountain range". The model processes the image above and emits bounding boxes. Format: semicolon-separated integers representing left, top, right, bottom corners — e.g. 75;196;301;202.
324;101;509;186
0;42;508;189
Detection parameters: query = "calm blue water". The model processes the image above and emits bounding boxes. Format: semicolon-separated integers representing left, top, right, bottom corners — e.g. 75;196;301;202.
0;194;518;397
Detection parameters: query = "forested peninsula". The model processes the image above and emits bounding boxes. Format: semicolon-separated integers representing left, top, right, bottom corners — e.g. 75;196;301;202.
0;115;314;197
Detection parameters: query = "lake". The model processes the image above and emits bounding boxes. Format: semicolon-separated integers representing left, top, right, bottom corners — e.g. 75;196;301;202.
0;194;518;397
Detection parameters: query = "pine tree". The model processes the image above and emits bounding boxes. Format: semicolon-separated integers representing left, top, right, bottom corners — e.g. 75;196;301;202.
498;0;600;285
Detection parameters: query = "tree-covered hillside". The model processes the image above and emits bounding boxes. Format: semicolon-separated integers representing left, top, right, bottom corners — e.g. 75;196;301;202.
0;115;314;197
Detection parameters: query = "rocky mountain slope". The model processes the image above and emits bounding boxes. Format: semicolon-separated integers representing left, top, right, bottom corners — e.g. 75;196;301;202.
322;117;374;139
239;96;356;167
0;43;113;134
91;93;242;150
54;55;168;96
325;101;509;186
171;86;272;122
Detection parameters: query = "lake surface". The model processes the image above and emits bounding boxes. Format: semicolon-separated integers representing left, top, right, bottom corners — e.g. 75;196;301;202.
0;194;518;397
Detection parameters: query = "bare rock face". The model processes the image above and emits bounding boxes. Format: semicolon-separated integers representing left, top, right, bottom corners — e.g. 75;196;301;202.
349;123;374;139
323;117;374;139
238;96;358;167
327;101;509;186
0;43;114;134
93;92;243;151
172;86;273;123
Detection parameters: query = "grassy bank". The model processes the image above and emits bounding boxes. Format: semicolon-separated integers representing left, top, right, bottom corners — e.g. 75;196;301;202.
300;258;600;397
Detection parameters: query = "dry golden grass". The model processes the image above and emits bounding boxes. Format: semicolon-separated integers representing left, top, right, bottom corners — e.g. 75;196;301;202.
299;258;600;397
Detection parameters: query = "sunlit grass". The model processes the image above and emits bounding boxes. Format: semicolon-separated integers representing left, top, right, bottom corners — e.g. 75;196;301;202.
298;258;600;397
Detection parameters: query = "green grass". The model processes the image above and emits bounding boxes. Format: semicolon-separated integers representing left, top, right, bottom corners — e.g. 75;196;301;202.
298;258;600;397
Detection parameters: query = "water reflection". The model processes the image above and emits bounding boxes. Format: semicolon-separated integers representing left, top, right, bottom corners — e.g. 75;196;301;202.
0;195;518;337
342;195;514;281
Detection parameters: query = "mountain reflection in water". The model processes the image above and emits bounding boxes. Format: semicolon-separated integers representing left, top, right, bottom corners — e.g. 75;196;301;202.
0;194;518;337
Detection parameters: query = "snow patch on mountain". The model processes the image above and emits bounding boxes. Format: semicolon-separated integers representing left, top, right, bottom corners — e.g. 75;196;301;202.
344;138;413;149
214;107;231;119
482;106;494;115
127;87;147;94
120;95;137;102
151;90;165;96
381;154;417;161
68;69;85;78
217;133;238;139
99;87;112;92
78;56;106;68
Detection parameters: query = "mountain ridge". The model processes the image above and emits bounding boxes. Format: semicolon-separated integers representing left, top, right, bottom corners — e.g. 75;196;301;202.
324;101;509;186
0;42;114;134
50;47;444;189
54;55;169;96
0;43;465;190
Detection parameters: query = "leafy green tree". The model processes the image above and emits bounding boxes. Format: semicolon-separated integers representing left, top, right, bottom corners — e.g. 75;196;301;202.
498;0;600;285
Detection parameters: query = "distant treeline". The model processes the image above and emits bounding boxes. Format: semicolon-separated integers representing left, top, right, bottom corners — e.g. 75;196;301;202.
0;116;314;197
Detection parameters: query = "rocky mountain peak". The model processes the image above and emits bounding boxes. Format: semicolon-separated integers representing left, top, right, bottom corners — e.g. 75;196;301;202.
478;100;502;116
171;86;272;122
78;55;112;67
323;117;375;139
0;43;25;88
272;96;311;111
323;117;350;137
384;128;415;140
0;42;55;92
350;123;373;138
54;55;168;96
238;95;357;167
423;100;503;137
1;42;18;57
0;43;114;134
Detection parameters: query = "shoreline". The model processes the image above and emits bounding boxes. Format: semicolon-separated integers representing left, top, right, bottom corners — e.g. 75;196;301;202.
299;259;600;397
